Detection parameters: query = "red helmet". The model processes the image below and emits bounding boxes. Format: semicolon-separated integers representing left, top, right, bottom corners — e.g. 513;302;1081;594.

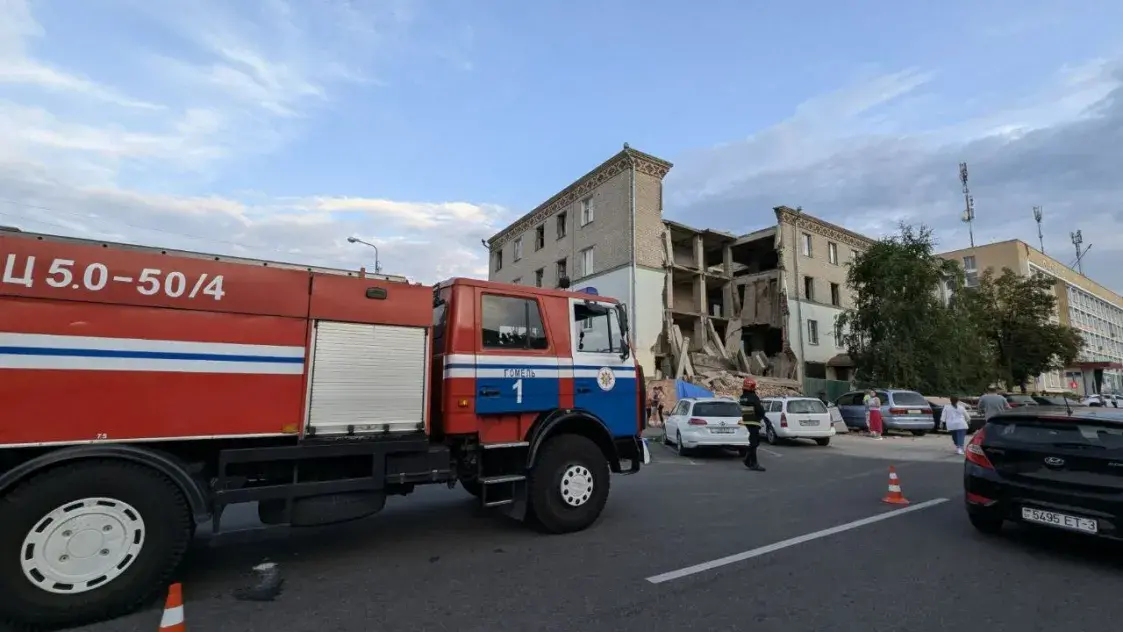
743;377;757;391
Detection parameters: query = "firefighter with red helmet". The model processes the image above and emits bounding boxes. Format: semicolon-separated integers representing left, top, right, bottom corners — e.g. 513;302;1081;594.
739;377;767;471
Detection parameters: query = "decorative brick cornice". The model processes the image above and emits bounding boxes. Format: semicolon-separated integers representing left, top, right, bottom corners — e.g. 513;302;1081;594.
774;205;876;250
488;145;674;249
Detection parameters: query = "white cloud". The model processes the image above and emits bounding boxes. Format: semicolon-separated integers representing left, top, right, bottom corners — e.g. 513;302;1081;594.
665;56;1123;294
0;0;506;283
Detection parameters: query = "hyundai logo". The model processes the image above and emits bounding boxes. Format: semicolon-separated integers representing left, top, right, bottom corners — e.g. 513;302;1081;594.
1044;456;1065;467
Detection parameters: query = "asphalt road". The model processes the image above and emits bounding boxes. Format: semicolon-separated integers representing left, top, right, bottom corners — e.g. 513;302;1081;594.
65;434;1123;632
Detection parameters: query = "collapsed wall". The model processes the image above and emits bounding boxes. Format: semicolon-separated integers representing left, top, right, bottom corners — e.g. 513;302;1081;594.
651;220;800;399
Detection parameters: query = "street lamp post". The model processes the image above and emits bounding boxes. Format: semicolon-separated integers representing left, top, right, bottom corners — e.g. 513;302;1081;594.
347;236;382;274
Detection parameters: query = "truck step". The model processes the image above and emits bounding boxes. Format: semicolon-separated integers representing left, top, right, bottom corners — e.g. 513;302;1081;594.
480;475;526;485
482;441;529;450
483;498;515;507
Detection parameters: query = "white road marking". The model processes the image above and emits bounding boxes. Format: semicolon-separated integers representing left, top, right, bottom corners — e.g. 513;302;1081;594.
760;448;783;458
645;497;950;583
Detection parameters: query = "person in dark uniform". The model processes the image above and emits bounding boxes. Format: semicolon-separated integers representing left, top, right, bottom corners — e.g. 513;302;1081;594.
739;377;766;471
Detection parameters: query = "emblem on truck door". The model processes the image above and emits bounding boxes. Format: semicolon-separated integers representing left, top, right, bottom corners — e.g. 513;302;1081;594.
1044;456;1065;467
596;367;616;391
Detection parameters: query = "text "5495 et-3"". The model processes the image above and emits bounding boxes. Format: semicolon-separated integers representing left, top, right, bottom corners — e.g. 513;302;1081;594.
2;255;226;300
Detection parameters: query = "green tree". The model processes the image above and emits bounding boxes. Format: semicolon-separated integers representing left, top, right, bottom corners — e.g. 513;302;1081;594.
837;224;996;394
960;268;1084;391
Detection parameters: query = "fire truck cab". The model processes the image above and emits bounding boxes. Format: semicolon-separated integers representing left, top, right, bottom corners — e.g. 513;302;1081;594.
0;230;649;629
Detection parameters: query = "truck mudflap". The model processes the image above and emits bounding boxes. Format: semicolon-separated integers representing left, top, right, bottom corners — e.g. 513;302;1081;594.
614;435;651;475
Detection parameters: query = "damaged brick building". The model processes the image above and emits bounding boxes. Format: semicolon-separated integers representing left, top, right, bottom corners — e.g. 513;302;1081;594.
658;206;874;395
486;145;875;395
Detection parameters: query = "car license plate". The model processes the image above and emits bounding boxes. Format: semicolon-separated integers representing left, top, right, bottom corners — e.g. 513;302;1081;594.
907;409;921;414
799;419;818;426
1020;507;1098;534
711;427;735;434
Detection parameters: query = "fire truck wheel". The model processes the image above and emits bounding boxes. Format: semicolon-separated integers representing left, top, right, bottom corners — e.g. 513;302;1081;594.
528;434;610;534
0;460;193;629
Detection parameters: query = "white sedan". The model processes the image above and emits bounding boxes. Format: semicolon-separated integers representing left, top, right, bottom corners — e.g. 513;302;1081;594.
760;396;836;446
663;397;751;456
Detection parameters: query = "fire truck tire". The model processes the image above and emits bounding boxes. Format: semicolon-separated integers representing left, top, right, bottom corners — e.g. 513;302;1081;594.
0;460;193;630
527;434;610;534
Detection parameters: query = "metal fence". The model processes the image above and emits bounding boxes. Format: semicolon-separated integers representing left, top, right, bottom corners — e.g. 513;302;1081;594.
804;378;853;403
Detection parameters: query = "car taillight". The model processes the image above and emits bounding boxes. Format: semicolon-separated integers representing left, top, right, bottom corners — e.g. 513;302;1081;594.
780;413;788;428
965;428;994;470
688;418;708;426
889;408;907;414
1008;401;1021;407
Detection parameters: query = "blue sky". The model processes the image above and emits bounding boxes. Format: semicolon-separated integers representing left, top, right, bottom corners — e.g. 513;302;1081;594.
2;0;1122;289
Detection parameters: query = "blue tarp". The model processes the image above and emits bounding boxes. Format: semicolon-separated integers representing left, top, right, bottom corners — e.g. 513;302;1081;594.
675;379;714;400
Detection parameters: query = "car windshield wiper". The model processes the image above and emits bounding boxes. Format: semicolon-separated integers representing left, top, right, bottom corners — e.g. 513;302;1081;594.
1051;442;1105;450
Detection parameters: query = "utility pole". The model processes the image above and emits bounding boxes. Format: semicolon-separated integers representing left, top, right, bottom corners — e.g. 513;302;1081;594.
1032;206;1045;254
959;162;975;248
1070;230;1084;275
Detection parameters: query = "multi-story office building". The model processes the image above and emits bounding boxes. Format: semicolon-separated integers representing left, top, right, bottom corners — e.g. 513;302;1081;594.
938;239;1123;394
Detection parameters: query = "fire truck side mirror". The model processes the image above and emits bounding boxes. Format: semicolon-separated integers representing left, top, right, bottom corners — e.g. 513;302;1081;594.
558;276;571;289
616;304;631;362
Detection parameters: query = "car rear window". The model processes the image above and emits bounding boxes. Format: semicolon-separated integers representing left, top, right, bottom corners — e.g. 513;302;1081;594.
989;418;1123;453
787;399;827;414
1006;394;1037;405
890;391;928;406
692;402;742;418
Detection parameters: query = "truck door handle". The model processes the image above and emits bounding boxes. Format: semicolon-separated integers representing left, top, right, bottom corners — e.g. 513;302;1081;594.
577;387;592;394
479;388;500;397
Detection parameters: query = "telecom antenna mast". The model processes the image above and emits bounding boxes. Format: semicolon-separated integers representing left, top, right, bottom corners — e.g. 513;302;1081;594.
959;162;976;247
1032;206;1045;254
1071;230;1084;275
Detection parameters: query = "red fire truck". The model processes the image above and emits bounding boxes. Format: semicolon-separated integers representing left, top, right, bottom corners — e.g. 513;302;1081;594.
0;229;649;629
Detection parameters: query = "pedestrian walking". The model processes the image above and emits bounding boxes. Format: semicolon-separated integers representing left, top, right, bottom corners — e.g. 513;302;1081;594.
864;390;884;440
650;385;665;426
739;378;766;471
977;386;1010;421
941;396;970;455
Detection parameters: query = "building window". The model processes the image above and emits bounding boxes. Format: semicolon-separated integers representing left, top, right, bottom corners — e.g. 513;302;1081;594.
801;232;813;257
481;295;549;350
808;319;820;345
494;249;503;271
834;316;845;348
579;247;595;277
534;268;544;287
828;242;838;265
580;197;594;226
535;225;545;251
803;276;815;301
963;255;978;287
556;257;568;283
513;237;523;261
830;282;841;306
557;212;568;239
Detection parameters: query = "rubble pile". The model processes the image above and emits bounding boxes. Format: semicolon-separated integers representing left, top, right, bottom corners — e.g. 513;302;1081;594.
693;371;802;399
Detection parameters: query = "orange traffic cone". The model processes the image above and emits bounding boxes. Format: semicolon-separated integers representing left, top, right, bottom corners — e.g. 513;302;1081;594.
881;466;910;505
158;583;185;631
